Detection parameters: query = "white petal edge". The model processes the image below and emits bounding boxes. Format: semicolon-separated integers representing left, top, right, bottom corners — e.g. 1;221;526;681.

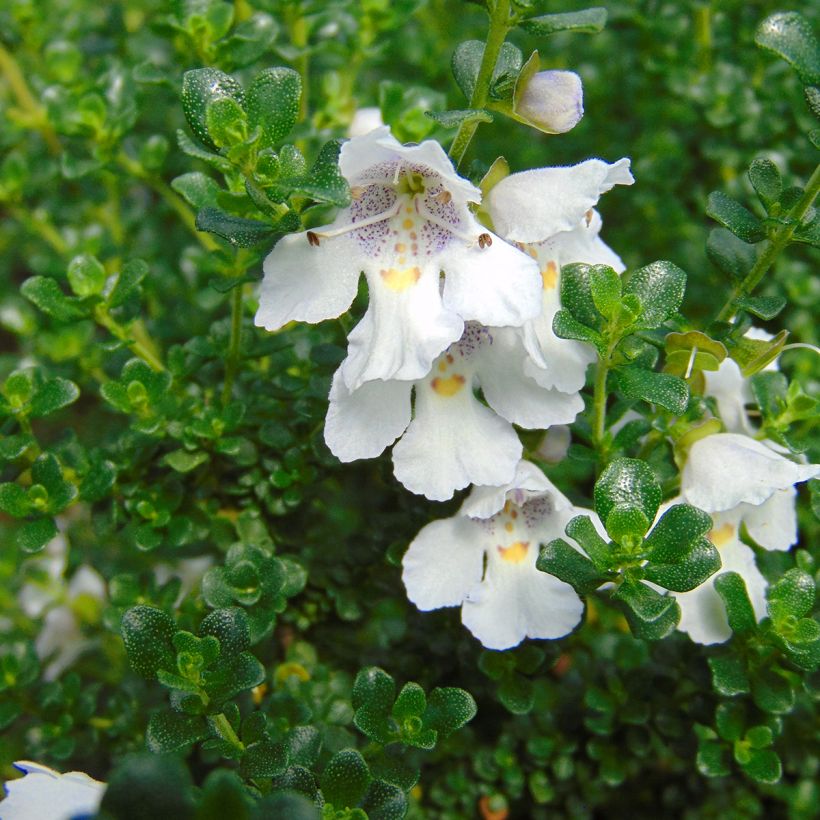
740;486;798;552
402;516;485;611
460;459;556;519
3;762;105;820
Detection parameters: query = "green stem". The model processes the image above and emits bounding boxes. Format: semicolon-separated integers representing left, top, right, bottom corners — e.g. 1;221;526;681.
592;340;617;451
0;43;62;154
210;712;245;753
448;0;511;169
6;205;69;256
95;308;166;373
716;162;820;322
222;284;244;406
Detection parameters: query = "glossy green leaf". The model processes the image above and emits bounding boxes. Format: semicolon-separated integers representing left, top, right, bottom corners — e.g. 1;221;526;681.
424;687;477;738
594;458;662;527
121;605;177;678
615;366;689;414
425;108;493;128
28;378;80;418
706;228;755;281
67;254;107;297
537;538;608;594
196;207;277;247
748;158;782;208
708;654;751;697
146;711;208;753
755;11;820;85
623;260;687;329
452;40;523;101
21;277;89;322
109;259;149;308
767;568;815;622
17;517;58;553
706;192;765;244
519;7;607;36
320;749;370;810
181;68;245;150
247;67;301;147
733;295;787;320
714;572;757;634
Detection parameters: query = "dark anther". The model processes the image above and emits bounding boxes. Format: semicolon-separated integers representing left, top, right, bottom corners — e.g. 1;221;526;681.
307;231;320;247
478;233;492;249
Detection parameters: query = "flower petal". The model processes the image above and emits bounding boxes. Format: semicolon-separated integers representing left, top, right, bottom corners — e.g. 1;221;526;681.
340;265;464;390
676;538;768;645
460;460;555;519
392;383;521;501
255;231;360;330
487;158;634;244
462;560;583;650
3;763;105;820
324;371;413;462
402;516;485;610
477;327;583;428
740;487;798;552
682;434;820;512
702;358;755;435
441;233;541;327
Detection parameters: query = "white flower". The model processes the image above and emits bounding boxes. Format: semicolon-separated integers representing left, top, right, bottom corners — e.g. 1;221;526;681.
669;503;768;645
702;327;776;435
325;324;583;501
514;70;584;134
671;433;819;644
348;106;384;137
255;126;541;390
402;461;588;649
681;433;819;519
2;761;105;820
18;531;106;681
486;159;634;393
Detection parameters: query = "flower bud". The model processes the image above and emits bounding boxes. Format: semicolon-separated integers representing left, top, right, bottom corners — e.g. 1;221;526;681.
514;70;584;134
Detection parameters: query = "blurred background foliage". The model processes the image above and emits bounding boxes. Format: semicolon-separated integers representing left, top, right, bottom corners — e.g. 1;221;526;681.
0;0;818;817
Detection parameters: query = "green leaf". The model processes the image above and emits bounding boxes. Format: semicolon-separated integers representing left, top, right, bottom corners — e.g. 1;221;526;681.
706;192;765;244
519;7;607;36
497;673;534;715
755;11;820;85
17;517;58;553
623;260;687;329
739;747;782;784
392;682;426;721
121;605;177;678
452;40;523;102
320;749;370;810
171;172;221;209
748;158;782;208
644;504;712;562
751;669;795;714
594;458;662;529
196;207;277;247
564;515;610;567
163;448;209;473
767;568;815;621
200;608;251;659
79;459;117;502
714;572;757;634
360;779;408;820
646;536;720;592
247;67;301;147
551;309;603;351
560;262;601;328
615;366;689;414
21;277;88;322
729;329;788;377
285;726;322;768
67;254;107;297
251;792;318;820
613;580;679;640
537;538;608;594
425;108;493;128
715;701;745;741
109;259;149;308
205;96;247;148
181;68;245;150
589;265;622;320
706;228;755;281
28;378;80;418
205;652;266;703
0;483;30;517
733;295;787;320
289;139;350;206
352;666;396;712
708;654;751;697
146;711;208;753
697;740;731;777
424;687;477;738
240;739;288;779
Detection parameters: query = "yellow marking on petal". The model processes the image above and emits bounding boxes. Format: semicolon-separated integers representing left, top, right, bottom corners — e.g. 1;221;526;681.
541;261;558;290
409;231;417;239
395;243;406;252
403;218;414;229
405;206;414;214
511;510;518;519
504;522;514;533
709;522;736;548
503;500;512;514
498;541;529;563
380;266;421;292
437;360;448;373
431;374;466;396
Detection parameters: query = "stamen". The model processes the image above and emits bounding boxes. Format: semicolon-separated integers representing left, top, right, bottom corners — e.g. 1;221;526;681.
306;231;320;247
415;200;480;245
684;346;698;380
435;191;452;205
312;199;402;240
478;233;492;249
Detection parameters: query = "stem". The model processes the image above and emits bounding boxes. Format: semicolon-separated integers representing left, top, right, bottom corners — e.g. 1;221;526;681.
222;284;244;406
592;340;617;450
6;205;69;256
95;308;166;372
716;162;820;322
448;0;511;169
209;712;245;753
0;43;62;154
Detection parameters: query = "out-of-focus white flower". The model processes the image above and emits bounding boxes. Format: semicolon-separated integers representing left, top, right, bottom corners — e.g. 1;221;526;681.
18;531;106;681
325;324;582;501
514;69;583;134
536;425;572;464
486;159;634;393
2;761;105;820
348;106;384;137
402;462;591;649
154;555;214;606
255;126;541;391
